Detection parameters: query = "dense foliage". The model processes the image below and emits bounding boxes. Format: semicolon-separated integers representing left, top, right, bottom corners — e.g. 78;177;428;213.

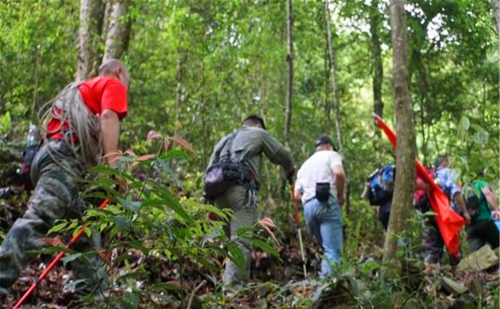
0;0;498;308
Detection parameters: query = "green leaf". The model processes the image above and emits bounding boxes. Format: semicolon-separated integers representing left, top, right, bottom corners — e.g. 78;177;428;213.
68;220;79;231
48;222;68;235
83;226;91;238
89;177;118;188
191;255;221;272
145;184;193;224
161;149;191;161
153;282;183;291
470;123;487;133
226;242;245;269
88;165;120;176
61;253;82;267
236;227;254;237
118;197;142;212
459;116;470;131
0;112;11;134
156;158;183;189
248;238;279;258
114;215;131;231
473;131;488;145
119;293;140;309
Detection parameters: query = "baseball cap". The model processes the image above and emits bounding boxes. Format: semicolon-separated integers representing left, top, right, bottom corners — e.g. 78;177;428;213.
315;135;334;148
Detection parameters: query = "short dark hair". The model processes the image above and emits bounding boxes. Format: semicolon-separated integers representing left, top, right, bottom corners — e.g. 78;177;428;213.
243;115;266;130
434;154;449;169
476;168;486;178
315;135;336;150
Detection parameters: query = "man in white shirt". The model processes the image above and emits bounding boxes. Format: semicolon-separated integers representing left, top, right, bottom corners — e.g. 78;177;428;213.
294;136;345;278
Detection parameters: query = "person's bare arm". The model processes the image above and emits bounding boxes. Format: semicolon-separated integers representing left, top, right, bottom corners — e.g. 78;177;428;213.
333;165;345;205
482;186;500;220
294;188;302;204
100;109;121;167
454;193;471;224
482;187;499;210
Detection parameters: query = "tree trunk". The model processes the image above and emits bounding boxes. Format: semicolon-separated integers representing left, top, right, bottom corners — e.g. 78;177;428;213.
325;0;350;212
324;0;343;154
369;0;384;162
491;0;500;109
324;41;331;132
77;0;105;81
175;47;186;135
101;0;113;44
103;0;131;62
383;0;416;263
370;0;384;120
492;0;500;48
414;50;430;164
284;0;293;146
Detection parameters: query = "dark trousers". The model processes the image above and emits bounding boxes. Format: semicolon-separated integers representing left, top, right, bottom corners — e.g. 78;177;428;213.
423;215;460;266
466;220;500;252
378;202;391;231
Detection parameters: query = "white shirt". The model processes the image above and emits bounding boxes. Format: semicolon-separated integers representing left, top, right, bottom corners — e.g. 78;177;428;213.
296;150;343;204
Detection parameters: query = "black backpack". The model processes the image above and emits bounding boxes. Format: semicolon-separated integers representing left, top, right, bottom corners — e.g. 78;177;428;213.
367;165;395;206
463;182;485;218
21;144;39;190
203;132;255;199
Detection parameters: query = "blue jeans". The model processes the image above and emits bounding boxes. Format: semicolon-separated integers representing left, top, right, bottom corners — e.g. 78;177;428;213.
304;197;343;278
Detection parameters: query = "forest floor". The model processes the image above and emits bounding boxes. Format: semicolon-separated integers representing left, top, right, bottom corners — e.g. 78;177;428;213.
0;185;499;309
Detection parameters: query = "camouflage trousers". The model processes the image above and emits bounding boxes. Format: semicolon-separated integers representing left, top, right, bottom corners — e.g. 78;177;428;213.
214;185;257;287
0;140;108;299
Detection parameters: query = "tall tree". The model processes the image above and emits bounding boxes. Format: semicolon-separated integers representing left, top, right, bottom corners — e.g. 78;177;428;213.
324;0;343;154
175;45;186;135
284;0;294;146
383;0;416;263
369;0;384;120
103;0;131;61
325;0;350;212
492;0;500;101
77;0;105;81
413;49;430;163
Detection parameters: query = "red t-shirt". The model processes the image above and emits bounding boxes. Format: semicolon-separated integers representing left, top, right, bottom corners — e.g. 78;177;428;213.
47;76;128;140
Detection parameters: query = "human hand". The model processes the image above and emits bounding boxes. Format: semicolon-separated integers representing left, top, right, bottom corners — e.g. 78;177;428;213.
338;193;345;206
286;167;296;185
463;211;471;225
492;210;500;221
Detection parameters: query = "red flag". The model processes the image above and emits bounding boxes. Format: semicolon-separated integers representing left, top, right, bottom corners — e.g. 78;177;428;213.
373;114;464;257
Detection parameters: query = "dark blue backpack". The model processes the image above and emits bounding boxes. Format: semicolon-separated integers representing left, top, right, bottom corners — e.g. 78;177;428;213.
368;165;395;206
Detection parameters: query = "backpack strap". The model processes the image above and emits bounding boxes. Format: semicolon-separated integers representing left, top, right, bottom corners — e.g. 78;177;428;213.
217;131;239;163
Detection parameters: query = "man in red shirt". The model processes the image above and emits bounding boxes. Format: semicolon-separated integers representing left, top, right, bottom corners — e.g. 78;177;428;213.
0;59;130;301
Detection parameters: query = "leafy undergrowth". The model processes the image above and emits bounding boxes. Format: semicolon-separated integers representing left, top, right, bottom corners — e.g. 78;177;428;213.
2;244;498;309
0;138;499;309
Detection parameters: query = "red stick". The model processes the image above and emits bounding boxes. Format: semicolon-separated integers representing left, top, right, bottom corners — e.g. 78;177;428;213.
12;198;110;309
290;184;300;228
